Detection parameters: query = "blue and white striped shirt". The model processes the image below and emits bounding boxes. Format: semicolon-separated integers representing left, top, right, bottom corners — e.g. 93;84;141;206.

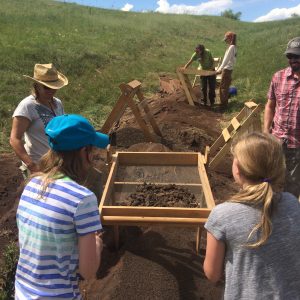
15;177;102;299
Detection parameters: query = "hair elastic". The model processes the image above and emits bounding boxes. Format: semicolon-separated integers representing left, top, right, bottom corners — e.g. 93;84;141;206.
262;178;271;183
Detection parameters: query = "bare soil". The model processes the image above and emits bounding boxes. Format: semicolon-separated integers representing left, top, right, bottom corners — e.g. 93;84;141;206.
120;183;198;208
0;153;23;258
0;78;239;299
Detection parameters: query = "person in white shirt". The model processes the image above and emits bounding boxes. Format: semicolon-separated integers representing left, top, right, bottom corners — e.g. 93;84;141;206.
216;31;237;108
10;63;68;177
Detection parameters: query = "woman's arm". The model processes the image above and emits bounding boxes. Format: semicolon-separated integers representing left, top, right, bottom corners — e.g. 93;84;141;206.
78;232;103;280
10;116;38;172
203;231;225;283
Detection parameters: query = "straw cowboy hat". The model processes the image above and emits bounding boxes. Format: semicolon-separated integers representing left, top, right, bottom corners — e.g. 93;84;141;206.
23;63;68;89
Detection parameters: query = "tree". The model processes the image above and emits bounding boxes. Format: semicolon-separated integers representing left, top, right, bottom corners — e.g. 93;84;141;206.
291;13;299;18
221;9;242;21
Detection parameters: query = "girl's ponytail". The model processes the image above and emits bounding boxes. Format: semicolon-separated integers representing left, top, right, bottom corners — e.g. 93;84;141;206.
230;132;285;248
245;182;274;248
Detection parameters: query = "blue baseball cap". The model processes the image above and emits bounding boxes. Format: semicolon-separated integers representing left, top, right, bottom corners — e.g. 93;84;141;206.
45;114;109;151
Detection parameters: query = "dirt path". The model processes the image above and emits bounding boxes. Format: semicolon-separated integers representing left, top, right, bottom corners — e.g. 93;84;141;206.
0;83;238;299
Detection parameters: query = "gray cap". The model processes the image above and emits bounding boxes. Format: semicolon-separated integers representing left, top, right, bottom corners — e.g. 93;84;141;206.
285;37;300;56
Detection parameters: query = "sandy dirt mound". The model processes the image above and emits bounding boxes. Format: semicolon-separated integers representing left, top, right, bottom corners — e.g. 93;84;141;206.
0;84;238;299
127;142;171;152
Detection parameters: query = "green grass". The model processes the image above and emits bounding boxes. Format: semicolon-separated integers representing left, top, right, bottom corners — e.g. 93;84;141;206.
1;0;300;151
0;241;18;299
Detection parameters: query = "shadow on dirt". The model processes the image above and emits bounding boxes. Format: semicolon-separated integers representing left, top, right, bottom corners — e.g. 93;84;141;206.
98;226;223;300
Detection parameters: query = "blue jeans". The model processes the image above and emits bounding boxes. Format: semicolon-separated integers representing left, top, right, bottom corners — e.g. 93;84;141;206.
201;75;216;105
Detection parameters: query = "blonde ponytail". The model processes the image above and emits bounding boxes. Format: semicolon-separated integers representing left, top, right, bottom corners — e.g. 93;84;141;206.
230;132;285;248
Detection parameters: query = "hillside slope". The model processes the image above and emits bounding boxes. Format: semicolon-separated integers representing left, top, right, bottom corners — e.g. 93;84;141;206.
0;0;300;150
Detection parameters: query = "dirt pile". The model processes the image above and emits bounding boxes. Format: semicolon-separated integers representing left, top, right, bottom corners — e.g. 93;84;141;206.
121;183;198;208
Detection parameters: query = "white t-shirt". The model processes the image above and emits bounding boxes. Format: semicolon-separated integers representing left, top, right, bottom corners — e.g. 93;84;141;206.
217;45;237;72
12;95;64;163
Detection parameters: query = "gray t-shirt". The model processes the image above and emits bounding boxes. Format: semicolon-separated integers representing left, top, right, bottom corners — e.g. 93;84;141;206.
12;95;64;163
205;192;300;300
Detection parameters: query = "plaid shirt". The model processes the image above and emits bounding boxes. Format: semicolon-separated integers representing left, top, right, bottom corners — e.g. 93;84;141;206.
267;67;300;148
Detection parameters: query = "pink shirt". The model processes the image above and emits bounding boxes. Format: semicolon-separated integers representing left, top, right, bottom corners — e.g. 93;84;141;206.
267;67;300;148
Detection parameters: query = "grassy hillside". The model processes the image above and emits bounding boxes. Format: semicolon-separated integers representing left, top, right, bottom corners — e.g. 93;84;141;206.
1;0;300;151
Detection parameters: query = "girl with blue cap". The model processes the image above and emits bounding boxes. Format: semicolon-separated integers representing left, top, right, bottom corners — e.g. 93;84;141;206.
15;114;109;299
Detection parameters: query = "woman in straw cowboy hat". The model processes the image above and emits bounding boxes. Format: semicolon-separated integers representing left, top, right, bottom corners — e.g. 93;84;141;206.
10;63;68;177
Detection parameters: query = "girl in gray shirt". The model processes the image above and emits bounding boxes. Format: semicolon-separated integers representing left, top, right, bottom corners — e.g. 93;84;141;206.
204;132;300;300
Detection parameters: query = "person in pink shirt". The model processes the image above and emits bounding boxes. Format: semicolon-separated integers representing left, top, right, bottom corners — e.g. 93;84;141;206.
264;37;300;199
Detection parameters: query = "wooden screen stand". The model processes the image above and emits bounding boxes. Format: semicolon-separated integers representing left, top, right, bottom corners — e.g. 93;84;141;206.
203;101;263;169
99;152;215;254
176;67;216;106
101;80;162;142
192;57;222;88
135;89;162;138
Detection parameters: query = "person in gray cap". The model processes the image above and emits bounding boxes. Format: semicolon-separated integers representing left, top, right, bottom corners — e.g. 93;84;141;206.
264;37;300;199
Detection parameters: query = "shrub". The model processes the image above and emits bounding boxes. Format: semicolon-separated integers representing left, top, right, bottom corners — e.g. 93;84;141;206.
221;9;242;21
